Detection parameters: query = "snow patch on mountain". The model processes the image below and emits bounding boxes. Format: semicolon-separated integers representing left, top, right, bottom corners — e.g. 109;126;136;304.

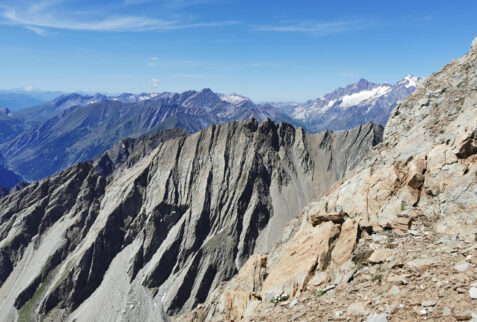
399;75;419;88
220;94;249;104
339;85;392;108
265;76;421;132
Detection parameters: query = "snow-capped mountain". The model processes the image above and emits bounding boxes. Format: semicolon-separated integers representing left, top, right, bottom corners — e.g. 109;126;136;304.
0;76;418;181
9;75;419;134
219;93;250;104
273;75;420;132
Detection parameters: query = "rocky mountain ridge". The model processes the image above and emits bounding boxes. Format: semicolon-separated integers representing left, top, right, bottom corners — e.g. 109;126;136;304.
0;119;382;321
0;77;413;183
181;38;477;321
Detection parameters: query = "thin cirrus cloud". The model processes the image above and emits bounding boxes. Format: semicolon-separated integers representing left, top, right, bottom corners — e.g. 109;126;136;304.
255;15;432;36
0;1;238;35
125;0;232;8
254;18;372;36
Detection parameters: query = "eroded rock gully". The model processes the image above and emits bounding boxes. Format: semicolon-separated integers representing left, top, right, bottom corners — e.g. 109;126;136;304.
180;38;477;321
0;119;381;321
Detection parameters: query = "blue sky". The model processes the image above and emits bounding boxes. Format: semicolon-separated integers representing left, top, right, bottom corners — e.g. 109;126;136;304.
0;0;476;101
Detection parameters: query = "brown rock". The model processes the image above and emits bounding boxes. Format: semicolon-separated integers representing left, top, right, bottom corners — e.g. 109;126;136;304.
408;173;425;189
390;216;414;230
368;249;394;264
407;258;435;272
347;302;369;316
310;212;346;226
455;313;473;320
331;219;358;266
261;221;340;299
407;154;427;189
225;290;249;322
229;254;267;293
387;274;410;285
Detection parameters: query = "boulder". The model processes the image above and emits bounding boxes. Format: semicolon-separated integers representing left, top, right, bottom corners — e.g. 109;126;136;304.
368;249;394;264
310;212;346;226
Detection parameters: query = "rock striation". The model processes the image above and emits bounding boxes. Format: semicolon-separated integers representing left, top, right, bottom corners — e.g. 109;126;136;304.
181;38;477;321
0;119;381;321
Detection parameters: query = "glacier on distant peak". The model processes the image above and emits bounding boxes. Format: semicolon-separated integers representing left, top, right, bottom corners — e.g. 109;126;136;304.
270;75;420;132
220;93;250;104
339;85;392;108
399;75;419;88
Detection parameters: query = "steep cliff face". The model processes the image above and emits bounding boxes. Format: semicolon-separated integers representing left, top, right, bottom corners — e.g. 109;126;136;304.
0;119;381;321
184;39;477;322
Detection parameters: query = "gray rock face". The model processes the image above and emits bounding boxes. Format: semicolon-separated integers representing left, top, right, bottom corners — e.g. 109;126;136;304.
0;119;381;321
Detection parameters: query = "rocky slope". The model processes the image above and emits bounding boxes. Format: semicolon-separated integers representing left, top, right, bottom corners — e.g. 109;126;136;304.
0;108;29;143
0;119;382;321
181;39;477;321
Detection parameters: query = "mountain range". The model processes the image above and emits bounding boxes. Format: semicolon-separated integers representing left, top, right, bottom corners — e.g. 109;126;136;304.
0;118;383;321
274;75;419;132
0;76;417;184
0;37;475;322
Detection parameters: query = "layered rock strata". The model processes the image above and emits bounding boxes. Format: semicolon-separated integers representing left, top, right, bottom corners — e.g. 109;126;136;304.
0;120;381;321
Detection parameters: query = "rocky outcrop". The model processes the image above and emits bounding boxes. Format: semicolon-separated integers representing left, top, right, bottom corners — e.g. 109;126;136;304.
0;119;381;321
182;38;477;321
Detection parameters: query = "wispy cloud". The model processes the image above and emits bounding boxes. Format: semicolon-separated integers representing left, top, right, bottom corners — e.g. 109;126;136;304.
255;15;432;36
255;18;371;36
149;78;160;88
131;0;232;9
0;0;238;35
24;25;48;35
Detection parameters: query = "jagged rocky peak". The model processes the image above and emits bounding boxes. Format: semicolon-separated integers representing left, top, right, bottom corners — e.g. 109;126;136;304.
181;88;223;109
183;38;477;321
0;118;382;321
92;127;188;177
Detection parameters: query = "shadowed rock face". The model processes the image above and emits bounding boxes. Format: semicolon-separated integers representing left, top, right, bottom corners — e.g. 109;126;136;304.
0;119;381;321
